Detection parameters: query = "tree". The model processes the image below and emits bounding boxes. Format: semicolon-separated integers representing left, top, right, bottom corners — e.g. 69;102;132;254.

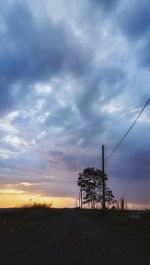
77;167;115;209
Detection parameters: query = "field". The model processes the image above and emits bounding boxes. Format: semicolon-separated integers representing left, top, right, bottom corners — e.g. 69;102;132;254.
0;208;149;265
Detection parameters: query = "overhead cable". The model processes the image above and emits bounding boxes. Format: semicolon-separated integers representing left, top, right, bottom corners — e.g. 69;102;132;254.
106;98;150;160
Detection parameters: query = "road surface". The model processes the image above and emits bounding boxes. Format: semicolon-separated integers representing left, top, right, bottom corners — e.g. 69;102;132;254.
0;209;149;265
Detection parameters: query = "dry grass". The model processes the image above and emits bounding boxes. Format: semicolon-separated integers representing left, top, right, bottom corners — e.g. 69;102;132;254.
22;201;53;209
20;201;53;221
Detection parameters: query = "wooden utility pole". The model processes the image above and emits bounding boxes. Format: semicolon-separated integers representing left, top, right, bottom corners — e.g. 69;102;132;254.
120;198;124;211
79;192;80;208
102;144;106;210
80;186;83;209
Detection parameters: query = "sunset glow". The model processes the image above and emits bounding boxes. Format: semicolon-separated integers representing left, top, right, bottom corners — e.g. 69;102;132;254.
0;0;149;209
0;188;75;208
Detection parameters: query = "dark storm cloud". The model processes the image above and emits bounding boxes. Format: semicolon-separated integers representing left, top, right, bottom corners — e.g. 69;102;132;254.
109;150;150;181
0;174;52;185
0;156;46;175
61;151;100;172
89;0;119;12
107;117;150;193
128;150;150;180
123;126;150;181
77;66;125;119
119;0;150;40
68;122;104;148
44;105;79;130
139;39;150;67
0;0;90;115
16;182;76;198
118;0;150;68
43;65;125;152
0;0;125;120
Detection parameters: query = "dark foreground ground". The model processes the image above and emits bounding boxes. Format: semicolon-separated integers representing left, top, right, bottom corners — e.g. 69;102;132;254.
0;208;149;265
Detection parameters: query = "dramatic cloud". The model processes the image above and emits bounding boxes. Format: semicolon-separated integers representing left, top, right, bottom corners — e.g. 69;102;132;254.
0;0;149;208
119;0;150;68
0;0;91;114
119;0;150;40
89;0;119;12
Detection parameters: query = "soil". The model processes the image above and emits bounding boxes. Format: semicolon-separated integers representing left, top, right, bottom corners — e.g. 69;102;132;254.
0;209;149;265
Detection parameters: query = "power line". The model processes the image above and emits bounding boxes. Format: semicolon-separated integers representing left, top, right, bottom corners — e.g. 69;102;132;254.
106;98;150;160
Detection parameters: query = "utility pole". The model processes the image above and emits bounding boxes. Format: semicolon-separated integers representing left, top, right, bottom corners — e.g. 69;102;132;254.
79;192;80;208
80;186;83;209
102;144;106;210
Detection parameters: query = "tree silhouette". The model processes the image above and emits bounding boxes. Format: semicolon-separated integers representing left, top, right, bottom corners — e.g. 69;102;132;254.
77;167;115;209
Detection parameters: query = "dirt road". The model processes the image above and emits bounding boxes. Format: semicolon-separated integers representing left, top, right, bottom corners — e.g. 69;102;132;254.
0;209;149;265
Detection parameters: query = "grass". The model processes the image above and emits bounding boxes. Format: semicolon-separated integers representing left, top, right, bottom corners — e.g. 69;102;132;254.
22;201;53;209
20;201;53;221
79;208;150;238
0;202;54;225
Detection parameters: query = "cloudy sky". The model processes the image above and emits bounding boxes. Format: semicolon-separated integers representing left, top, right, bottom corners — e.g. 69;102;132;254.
0;0;150;208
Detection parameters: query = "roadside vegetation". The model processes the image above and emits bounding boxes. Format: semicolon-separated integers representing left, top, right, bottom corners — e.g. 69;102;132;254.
79;208;150;239
20;201;53;221
0;201;54;225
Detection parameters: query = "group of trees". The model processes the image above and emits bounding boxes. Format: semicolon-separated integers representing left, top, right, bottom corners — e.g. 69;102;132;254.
77;167;116;209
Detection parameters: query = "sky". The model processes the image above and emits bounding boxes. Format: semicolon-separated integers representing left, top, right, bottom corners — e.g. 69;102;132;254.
0;0;150;209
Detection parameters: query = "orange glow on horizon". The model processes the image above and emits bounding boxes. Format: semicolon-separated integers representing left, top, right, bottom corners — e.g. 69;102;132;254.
0;188;75;208
0;188;149;210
